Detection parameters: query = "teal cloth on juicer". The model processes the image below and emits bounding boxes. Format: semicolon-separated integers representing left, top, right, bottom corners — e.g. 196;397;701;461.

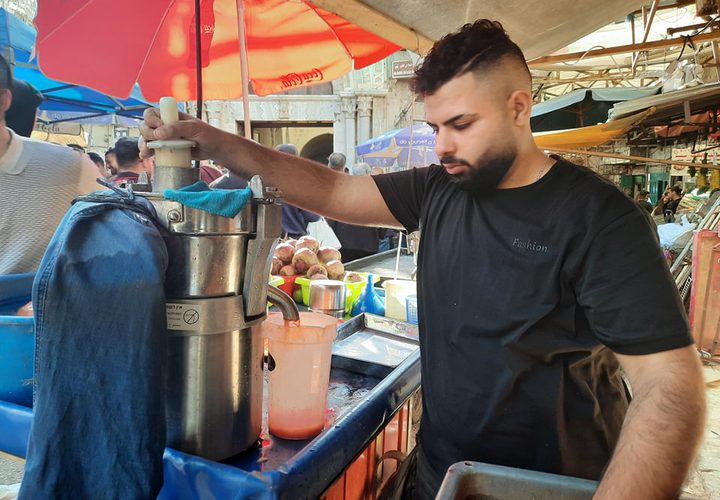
163;181;252;218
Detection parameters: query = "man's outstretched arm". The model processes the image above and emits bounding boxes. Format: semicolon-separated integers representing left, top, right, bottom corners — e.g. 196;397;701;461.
139;109;402;228
595;345;706;499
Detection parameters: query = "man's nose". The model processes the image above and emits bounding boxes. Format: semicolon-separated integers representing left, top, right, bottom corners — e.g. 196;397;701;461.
434;130;454;158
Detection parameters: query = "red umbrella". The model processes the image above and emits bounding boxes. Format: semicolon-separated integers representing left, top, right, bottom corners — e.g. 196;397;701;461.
35;0;400;133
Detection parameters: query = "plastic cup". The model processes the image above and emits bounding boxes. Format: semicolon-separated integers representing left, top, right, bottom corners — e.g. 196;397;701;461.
262;312;337;440
383;280;416;321
405;295;418;324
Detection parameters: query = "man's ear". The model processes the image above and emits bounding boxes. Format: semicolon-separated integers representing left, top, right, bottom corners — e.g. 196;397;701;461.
508;90;532;125
0;89;13;115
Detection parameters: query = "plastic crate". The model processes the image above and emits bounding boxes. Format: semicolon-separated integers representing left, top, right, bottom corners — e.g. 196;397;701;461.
405;295;418;324
436;462;596;500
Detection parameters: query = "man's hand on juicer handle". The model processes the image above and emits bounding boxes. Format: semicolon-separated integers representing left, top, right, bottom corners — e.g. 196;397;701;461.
139;107;234;162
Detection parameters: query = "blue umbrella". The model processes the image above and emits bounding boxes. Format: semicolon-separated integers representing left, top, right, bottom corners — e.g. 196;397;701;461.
0;8;152;124
356;123;438;171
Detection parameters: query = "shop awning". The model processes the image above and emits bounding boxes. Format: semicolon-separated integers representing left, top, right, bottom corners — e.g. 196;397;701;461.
312;0;640;59
534;108;654;149
531;87;660;132
610;83;720;125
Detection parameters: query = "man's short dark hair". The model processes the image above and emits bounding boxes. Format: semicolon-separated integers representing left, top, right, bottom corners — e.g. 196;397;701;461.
412;19;530;96
88;152;104;167
105;147;115;156
669;186;682;196
328;152;346;171
114;137;141;167
0;53;13;92
7;79;42;137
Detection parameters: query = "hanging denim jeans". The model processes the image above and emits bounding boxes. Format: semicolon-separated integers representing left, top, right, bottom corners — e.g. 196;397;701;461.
19;189;169;500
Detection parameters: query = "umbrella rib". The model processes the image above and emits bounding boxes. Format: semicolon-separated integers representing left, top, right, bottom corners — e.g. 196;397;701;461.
35;0;99;42
48;97;148;113
304;2;354;66
39;84;78;93
40;112;106;124
133;1;179;93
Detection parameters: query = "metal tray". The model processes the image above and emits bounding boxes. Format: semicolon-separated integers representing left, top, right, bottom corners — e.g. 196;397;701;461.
332;313;419;378
436;462;597;500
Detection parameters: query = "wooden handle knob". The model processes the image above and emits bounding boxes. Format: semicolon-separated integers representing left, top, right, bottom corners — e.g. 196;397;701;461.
159;97;179;125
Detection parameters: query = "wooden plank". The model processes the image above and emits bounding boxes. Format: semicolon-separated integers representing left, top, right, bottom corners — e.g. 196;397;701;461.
311;0;435;55
632;0;660;73
528;31;720;67
545;147;720;171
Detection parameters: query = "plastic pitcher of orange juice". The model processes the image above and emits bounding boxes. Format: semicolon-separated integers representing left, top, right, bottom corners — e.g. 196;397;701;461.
262;312;337;439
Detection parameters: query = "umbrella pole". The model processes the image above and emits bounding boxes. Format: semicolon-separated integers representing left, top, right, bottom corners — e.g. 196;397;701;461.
195;0;203;119
405;99;416;170
236;0;252;139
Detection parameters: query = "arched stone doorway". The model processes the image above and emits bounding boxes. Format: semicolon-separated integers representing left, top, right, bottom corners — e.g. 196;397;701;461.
300;133;333;164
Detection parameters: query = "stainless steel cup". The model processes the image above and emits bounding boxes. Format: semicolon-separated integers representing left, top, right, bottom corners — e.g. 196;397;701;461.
308;280;346;318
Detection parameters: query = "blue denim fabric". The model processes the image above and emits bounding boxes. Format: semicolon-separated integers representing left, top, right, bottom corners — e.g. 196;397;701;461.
19;190;169;500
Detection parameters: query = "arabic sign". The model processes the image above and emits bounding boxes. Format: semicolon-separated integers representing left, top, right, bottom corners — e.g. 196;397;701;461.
391;60;414;79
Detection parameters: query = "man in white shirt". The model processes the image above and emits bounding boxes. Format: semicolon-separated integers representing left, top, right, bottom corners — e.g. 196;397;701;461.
0;54;99;275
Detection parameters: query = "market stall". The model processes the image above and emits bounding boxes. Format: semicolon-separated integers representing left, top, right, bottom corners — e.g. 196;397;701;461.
0;233;421;499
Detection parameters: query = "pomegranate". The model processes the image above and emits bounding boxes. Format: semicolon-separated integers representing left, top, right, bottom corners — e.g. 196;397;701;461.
271;257;283;275
291;247;319;274
306;264;328;278
317;246;341;264
325;259;345;280
279;264;296;276
274;242;295;264
296;235;320;254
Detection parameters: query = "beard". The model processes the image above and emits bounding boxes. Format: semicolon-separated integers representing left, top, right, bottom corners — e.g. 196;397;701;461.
441;143;517;194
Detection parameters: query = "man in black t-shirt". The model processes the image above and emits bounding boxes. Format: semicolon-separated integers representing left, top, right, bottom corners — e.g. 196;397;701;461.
635;190;653;213
140;20;705;500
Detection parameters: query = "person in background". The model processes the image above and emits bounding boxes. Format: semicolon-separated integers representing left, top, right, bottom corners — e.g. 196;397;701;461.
6;79;42;138
663;185;682;222
328;152;348;174
0;53;98;275
351;162;372;176
140;20;705;499
210;162;248;190
199;160;223;184
370;166;385;176
328;162;384;262
67;143;85;154
635;189;652;213
111;136;153;187
653;185;682;222
87;151;109;178
105;147;118;176
277;144;320;239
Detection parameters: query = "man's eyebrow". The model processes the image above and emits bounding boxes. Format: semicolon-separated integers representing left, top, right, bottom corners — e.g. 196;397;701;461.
427;114;479;129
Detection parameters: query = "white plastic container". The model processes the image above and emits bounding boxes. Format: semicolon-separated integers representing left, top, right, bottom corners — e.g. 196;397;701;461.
383;280;416;321
262;312;337;440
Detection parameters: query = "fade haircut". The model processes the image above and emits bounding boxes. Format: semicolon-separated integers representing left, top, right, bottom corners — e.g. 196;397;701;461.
412;20;530;96
114;137;141;167
0;53;12;91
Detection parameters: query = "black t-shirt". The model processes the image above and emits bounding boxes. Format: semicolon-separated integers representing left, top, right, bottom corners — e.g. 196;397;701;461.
372;158;692;479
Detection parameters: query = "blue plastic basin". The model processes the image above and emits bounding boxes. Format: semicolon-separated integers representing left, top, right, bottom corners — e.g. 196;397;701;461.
0;273;35;407
0;315;33;407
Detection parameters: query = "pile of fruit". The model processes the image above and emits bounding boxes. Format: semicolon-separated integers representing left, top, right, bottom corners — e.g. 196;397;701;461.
271;235;363;283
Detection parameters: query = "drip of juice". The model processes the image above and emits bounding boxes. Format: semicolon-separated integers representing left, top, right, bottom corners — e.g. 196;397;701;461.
283;319;301;328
